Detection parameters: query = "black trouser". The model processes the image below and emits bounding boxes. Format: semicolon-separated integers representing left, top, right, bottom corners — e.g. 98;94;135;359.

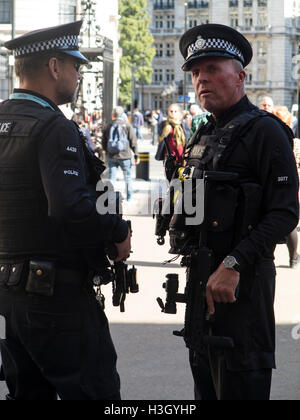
189;350;272;401
0;268;121;400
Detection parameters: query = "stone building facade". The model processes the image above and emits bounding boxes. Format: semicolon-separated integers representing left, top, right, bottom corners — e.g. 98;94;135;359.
141;0;300;113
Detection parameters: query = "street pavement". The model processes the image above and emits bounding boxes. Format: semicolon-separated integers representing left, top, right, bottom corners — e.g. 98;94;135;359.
0;129;300;400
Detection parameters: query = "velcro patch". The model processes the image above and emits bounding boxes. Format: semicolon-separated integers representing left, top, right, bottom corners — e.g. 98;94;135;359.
277;176;289;184
189;144;207;160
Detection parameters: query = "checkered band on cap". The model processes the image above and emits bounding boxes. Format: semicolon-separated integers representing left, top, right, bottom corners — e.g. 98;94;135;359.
187;37;245;63
13;35;79;57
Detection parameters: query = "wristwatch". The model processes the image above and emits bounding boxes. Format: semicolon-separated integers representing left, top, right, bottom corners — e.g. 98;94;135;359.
223;255;240;272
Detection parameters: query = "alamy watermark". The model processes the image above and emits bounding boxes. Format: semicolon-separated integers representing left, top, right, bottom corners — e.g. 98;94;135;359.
291;323;300;340
0;315;5;339
95;178;205;226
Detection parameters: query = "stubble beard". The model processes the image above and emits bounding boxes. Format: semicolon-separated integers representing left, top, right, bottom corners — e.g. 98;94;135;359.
56;84;78;106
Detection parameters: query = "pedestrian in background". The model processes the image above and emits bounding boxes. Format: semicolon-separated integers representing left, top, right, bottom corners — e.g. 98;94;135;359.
102;106;139;202
150;109;159;145
0;20;131;400
188;103;209;143
274;106;294;130
132;108;144;141
158;103;190;166
259;96;274;113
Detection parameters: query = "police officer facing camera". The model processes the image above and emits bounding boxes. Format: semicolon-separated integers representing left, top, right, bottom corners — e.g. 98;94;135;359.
0;21;131;400
179;24;299;400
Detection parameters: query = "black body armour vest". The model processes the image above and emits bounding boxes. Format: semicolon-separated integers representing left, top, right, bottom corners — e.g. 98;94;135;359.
182;107;294;257
185;107;294;171
0;100;64;259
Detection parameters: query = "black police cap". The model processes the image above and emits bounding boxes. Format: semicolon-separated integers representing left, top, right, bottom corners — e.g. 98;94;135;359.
180;23;253;71
4;20;88;64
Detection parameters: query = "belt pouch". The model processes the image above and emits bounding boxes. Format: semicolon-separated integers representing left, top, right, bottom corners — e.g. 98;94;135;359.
26;260;55;297
7;263;25;287
0;264;10;286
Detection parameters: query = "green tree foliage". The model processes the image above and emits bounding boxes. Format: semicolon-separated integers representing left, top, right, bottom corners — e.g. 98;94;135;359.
118;0;155;107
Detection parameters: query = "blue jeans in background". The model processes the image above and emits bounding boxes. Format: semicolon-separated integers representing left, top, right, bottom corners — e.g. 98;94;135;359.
133;126;143;141
107;157;133;201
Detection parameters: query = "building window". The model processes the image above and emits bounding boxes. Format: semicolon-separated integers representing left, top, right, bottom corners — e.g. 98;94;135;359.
244;0;253;6
166;14;175;29
59;0;77;24
165;69;174;82
153;94;163;110
155;44;164;57
166;43;174;57
245;70;253;84
155;14;164;29
258;0;267;6
229;0;238;7
154;0;174;9
0;0;10;24
200;14;209;24
230;13;239;27
188;17;198;28
257;41;267;57
187;1;209;8
257;12;267;28
244;13;253;29
153;69;163;83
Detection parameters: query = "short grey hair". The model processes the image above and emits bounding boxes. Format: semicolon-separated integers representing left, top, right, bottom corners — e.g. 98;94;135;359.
113;106;124;119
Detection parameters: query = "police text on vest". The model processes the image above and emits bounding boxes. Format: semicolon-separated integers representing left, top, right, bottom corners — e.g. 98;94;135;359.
0;122;12;135
64;169;79;176
66;146;77;153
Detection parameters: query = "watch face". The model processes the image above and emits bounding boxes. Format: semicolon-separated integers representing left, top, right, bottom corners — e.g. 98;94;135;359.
224;256;236;268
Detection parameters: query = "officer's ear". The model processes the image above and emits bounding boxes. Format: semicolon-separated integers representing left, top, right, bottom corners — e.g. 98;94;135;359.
232;59;246;85
47;57;64;81
237;69;246;84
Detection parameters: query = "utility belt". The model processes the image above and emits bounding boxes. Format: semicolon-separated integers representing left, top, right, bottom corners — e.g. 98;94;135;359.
0;260;88;296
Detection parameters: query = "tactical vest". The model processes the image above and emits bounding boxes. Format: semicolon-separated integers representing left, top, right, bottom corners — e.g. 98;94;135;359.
185;107;294;171
178;107;294;257
0;100;65;259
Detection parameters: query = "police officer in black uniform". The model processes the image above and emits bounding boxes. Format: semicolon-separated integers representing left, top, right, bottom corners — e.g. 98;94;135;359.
178;24;299;400
0;21;131;400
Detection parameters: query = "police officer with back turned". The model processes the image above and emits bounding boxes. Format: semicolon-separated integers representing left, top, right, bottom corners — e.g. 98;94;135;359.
0;21;131;400
178;24;299;400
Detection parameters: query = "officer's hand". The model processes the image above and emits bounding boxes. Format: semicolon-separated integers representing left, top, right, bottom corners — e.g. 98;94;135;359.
206;263;240;316
114;229;132;262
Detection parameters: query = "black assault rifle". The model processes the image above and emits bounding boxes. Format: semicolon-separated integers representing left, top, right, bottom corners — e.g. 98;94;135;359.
105;220;139;313
156;171;238;352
